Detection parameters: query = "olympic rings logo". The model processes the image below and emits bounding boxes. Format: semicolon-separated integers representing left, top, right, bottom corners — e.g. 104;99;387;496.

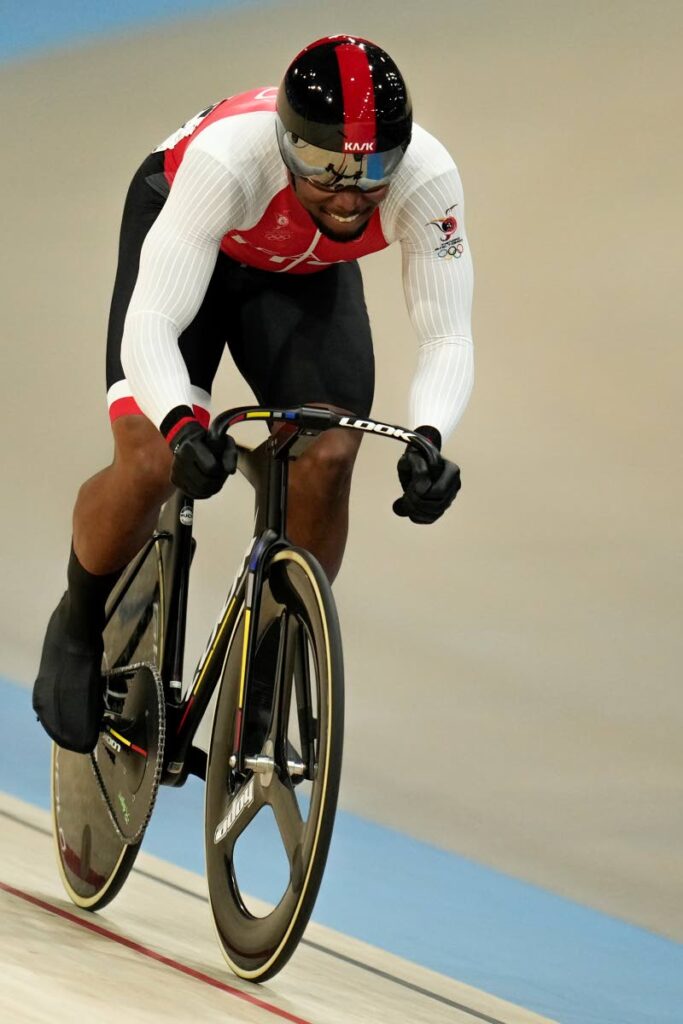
436;238;464;259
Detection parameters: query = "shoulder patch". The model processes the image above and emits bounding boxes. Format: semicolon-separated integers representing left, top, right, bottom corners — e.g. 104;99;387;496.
426;204;464;259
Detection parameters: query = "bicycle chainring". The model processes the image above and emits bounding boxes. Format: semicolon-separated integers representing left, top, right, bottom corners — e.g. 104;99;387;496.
89;662;166;845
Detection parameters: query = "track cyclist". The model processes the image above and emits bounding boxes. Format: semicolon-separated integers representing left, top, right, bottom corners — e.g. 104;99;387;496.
33;35;474;753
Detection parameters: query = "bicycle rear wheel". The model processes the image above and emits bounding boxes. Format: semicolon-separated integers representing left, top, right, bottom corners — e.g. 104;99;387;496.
205;547;344;981
51;533;168;910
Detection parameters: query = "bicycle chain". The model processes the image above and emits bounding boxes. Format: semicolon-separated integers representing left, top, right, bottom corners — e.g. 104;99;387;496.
88;661;166;846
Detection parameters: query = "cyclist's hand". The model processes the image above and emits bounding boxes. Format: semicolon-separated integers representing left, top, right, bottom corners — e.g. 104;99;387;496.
169;421;237;499
392;427;461;524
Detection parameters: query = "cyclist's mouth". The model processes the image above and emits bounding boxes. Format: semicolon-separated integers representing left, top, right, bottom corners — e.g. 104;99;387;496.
320;207;374;236
310;203;375;241
326;211;363;224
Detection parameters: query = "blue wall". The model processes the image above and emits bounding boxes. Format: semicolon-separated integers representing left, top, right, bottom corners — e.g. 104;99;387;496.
1;1;251;63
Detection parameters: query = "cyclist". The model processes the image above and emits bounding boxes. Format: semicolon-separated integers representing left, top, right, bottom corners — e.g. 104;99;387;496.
33;35;474;754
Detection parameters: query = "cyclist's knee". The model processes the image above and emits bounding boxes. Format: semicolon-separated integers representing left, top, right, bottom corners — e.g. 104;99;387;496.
111;415;174;500
292;429;361;500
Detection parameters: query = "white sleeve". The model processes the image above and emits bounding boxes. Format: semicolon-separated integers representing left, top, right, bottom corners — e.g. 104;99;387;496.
383;137;474;444
120;145;248;430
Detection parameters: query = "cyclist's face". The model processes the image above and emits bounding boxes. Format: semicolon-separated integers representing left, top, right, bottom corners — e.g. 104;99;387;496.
291;176;389;242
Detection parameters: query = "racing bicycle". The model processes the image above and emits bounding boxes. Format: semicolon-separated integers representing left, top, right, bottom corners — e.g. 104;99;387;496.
51;404;440;981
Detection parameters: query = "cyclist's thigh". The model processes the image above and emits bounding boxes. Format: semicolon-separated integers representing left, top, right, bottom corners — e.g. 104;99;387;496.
227;261;375;417
105;152;227;426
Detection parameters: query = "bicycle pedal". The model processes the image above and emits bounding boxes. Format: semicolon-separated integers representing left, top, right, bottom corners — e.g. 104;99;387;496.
104;712;137;729
103;695;126;717
106;678;128;692
104;676;130;713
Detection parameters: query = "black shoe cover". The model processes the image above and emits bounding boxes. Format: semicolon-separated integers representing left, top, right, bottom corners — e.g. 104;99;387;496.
32;594;104;753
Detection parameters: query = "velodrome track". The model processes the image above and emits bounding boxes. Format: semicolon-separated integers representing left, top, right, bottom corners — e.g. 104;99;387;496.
1;2;682;1021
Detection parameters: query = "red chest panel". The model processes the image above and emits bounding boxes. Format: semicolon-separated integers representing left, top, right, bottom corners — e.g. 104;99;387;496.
220;187;388;273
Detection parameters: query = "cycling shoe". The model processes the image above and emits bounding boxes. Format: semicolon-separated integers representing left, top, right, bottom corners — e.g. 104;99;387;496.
32;593;104;754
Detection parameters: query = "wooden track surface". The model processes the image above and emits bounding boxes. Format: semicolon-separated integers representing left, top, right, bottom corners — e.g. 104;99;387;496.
0;794;557;1024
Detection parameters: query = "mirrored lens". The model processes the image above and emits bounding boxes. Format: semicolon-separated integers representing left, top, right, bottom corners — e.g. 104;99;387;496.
280;132;404;191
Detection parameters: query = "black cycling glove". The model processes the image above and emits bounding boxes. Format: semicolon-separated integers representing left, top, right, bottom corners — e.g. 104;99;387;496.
169;420;237;499
393;426;461;525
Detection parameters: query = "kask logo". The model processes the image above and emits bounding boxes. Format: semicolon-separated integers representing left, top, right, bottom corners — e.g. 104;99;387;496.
344;141;376;153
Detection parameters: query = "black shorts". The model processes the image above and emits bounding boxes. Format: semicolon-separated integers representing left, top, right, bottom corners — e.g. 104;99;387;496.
106;153;375;424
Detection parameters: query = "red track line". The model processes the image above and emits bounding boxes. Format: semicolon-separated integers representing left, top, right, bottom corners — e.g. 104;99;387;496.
0;881;313;1024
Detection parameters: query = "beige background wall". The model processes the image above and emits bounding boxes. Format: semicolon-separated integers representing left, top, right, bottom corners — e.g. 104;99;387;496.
2;0;681;939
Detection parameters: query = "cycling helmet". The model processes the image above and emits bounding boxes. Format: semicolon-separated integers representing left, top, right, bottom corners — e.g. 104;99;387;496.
276;35;412;191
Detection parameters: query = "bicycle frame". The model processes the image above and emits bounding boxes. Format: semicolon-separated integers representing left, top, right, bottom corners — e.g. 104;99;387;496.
107;405;439;787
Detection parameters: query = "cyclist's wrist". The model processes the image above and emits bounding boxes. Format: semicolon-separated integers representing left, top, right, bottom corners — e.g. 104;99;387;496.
160;405;198;447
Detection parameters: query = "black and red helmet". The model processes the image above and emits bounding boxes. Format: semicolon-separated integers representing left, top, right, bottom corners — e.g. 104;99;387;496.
276;35;412;191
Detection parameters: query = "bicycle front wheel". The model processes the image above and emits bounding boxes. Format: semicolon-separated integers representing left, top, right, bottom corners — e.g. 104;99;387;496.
205;546;344;981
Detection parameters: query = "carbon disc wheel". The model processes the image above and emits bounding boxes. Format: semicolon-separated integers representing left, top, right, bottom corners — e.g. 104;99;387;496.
51;538;167;910
205;547;344;981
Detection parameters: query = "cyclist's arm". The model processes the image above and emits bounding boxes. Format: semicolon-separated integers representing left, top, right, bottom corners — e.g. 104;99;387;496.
382;136;474;444
120;145;248;439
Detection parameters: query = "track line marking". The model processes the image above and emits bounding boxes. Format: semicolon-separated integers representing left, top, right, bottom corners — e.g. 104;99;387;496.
0;806;514;1023
0;880;313;1024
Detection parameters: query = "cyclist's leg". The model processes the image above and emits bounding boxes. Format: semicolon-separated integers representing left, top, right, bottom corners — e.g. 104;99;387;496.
227;260;374;582
33;416;182;752
285;415;363;582
73;416;174;575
